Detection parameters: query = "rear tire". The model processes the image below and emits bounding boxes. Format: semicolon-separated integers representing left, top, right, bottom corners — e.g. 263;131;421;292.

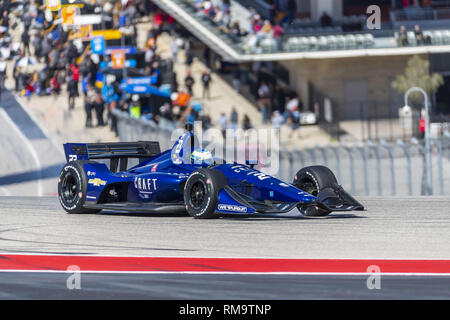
58;161;101;214
293;166;337;217
184;169;227;219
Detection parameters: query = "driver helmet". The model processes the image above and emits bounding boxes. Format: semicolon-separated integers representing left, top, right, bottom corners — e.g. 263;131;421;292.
191;148;214;166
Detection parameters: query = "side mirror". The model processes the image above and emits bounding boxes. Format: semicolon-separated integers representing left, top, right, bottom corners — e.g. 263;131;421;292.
246;159;258;168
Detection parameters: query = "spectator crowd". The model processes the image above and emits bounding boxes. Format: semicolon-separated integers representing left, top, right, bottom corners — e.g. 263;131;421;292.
0;0;314;141
1;0;220;135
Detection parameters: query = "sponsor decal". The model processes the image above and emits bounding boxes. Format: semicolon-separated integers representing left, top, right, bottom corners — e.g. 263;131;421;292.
231;165;250;173
151;164;158;172
87;171;96;177
134;177;157;194
88;178;107;187
218;204;248;213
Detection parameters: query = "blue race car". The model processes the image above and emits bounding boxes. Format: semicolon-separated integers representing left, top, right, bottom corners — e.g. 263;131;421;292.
58;125;364;218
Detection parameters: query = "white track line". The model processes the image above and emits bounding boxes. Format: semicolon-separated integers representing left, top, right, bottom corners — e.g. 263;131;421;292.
0;109;43;196
0;270;448;276
1;252;449;260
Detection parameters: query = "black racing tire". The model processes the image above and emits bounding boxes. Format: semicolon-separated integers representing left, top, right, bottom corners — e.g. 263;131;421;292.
293;166;337;217
58;161;101;214
183;168;228;219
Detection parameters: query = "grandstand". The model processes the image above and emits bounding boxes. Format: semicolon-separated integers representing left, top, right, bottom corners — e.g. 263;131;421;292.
150;0;450;133
151;0;450;58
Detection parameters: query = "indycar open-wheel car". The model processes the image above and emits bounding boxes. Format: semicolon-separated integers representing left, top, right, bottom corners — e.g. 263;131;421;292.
58;126;364;218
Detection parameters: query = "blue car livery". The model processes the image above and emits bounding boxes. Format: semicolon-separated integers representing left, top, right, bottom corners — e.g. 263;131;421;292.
58;126;363;218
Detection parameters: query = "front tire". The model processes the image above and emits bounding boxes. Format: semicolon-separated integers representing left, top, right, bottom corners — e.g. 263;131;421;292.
293;166;337;217
183;169;227;219
58;161;100;214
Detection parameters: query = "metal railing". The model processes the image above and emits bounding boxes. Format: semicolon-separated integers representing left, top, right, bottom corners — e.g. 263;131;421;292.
390;7;450;22
276;137;449;197
113;110;450;197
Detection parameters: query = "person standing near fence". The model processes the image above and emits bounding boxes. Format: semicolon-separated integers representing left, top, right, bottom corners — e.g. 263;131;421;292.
217;113;228;138
271;110;284;137
92;92;105;126
230;107;238;135
84;84;95;128
242;114;253;131
185;69;195;97
286;95;301;138
201;69;212;99
258;82;271;124
67;78;78;111
66;63;79;110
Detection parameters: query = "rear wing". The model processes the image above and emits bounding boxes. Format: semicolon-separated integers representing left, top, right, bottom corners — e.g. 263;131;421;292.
63;141;161;172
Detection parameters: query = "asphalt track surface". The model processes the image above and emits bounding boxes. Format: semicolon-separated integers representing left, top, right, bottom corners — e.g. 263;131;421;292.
0;197;448;259
1;272;449;299
0;196;449;299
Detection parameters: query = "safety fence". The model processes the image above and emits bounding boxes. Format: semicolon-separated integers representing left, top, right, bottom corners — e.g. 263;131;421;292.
276;138;450;197
113;110;450;197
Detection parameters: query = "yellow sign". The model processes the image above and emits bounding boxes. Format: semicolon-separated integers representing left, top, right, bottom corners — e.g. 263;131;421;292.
70;29;121;42
46;0;61;11
62;6;77;25
91;30;122;40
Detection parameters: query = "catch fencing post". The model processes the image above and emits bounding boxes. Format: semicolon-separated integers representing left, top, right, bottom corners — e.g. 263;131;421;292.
137;119;145;141
397;139;413;196
431;138;444;195
367;140;382;196
307;148;317;164
279;147;290;181
328;143;341;183
126;117;132;141
293;148;306;170
287;149;296;179
316;145;328;166
342;143;356;195
356;143;370;196
381;140;396;196
413;138;433;196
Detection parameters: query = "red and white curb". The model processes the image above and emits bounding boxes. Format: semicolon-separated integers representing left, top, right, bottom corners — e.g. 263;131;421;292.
0;254;449;275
